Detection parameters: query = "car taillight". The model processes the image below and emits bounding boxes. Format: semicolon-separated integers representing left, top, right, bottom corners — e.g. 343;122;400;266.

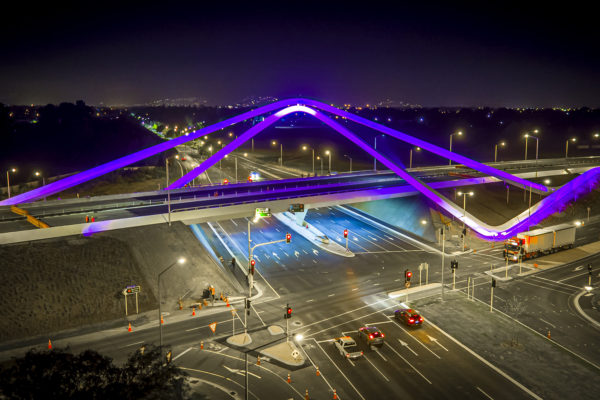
346;354;350;358
361;351;364;355
409;318;414;324
369;334;373;339
419;317;424;322
381;333;384;338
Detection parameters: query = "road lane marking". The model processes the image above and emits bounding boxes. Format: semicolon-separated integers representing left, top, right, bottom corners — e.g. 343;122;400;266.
179;367;259;400
520;280;573;295
299;297;393;332
398;339;418;356
173;347;193;361
224;365;262;379
373;349;388;362
477;386;494;400
306;303;400;338
384;342;431;384
306;299;315;302
531;276;580;290
363;353;389;381
328;294;335;297
312;338;366;400
538;318;556;328
385;316;441;359
425;319;543;399
427;335;449;352
251;304;266;326
118;341;144;349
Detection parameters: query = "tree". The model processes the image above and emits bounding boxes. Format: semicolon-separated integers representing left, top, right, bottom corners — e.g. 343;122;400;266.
0;345;189;399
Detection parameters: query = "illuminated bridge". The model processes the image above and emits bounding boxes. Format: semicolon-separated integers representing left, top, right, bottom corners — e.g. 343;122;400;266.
1;98;599;240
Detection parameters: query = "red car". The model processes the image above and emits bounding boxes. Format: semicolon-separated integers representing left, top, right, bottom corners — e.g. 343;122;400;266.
394;308;424;327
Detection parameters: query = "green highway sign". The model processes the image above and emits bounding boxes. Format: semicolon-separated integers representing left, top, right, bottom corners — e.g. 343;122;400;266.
255;207;271;217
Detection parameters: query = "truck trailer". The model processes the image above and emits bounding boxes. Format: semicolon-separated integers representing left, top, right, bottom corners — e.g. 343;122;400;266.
503;224;576;261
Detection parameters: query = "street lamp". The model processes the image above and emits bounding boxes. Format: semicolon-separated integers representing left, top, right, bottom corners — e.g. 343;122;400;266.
524;134;540;176
523;129;539;160
409;147;421;169
158;257;186;356
302;145;315;176
457;191;474;251
449;131;462;166
316;156;324;176
344;154;352;172
5;168;16;198
325;150;332;174
374;134;385;171
272;140;283;166
566;137;576;158
494;141;506;163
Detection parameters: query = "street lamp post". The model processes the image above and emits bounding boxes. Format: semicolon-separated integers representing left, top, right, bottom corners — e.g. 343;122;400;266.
158;257;186;357
409;147;421;169
5;168;16;198
325;150;332;174
494;142;506;163
449;131;462;166
302;145;315;176
34;171;46;201
316;156;324;176
344;155;352;172
457;191;473;251
566;137;576;158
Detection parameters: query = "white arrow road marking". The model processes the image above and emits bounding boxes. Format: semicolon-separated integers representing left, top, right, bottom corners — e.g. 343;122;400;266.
224;365;261;379
294;251;300;258
398;339;418;356
574;265;584;271
427;335;449;352
272;252;280;260
313;249;319;256
353;237;359;241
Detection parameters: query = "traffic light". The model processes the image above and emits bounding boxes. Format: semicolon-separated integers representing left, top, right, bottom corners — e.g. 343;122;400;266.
286;233;291;243
462;228;467;236
450;260;458;270
166;351;172;364
231;258;236;268
491;278;496;288
405;270;412;282
223;178;229;184
250;259;255;275
285;304;292;319
344;229;348;238
589;264;593;275
246;299;251;315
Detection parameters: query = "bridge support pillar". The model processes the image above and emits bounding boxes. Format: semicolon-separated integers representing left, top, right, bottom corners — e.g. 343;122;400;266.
294;210;308;226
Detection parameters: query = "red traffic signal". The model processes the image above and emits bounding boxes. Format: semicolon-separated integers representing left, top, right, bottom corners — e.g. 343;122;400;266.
405;270;412;281
223;178;229;184
286;305;292;318
250;259;255;275
343;229;348;238
286;233;291;243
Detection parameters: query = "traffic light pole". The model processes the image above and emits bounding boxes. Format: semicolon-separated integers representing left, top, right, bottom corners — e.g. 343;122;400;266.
441;228;445;301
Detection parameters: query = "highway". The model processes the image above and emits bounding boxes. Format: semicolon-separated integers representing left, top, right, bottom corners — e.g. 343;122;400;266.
1;154;599;235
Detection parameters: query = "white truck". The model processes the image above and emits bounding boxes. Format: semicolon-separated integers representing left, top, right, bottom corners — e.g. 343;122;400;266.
504;224;576;261
334;336;364;360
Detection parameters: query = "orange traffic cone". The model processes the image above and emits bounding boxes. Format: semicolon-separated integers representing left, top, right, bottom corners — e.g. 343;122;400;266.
316;366;320;376
287;373;291;383
198;303;203;310
192;307;196;316
128;322;132;332
200;340;204;350
547;330;551;339
257;356;261;366
305;389;309;400
333;389;338;399
160;315;164;324
48;339;52;349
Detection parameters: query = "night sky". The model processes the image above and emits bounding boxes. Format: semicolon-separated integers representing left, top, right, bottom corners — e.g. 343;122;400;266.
2;1;599;107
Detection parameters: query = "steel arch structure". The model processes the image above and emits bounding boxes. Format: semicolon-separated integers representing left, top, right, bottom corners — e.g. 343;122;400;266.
2;98;598;239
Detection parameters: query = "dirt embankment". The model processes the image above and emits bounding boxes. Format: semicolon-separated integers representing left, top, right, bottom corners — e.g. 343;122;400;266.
0;236;156;342
0;222;238;343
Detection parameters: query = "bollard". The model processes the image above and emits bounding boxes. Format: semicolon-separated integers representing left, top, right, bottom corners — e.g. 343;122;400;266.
305;389;309;400
333;389;338;399
547;330;551;339
257;356;261;366
316;366;320;376
287;373;291;383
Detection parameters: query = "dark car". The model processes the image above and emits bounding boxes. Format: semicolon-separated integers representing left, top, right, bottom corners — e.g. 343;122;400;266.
394;308;424;327
357;326;385;348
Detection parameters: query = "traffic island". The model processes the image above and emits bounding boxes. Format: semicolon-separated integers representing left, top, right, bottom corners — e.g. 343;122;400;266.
226;333;252;347
273;212;354;257
261;340;305;367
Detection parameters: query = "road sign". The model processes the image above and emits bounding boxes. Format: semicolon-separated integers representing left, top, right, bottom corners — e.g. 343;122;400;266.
209;322;217;333
290;204;304;213
255;207;271;217
405;282;411;288
122;285;141;295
